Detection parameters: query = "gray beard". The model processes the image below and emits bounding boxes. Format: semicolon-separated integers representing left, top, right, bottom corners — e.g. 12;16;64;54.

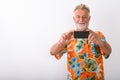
76;23;88;31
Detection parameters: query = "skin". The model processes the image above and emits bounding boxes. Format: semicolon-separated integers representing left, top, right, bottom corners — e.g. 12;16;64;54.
73;9;90;31
50;9;112;57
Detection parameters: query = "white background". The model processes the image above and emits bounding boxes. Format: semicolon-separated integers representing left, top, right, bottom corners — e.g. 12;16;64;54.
0;0;119;80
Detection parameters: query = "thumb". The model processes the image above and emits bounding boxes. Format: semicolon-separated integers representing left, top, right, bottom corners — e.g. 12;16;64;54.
66;38;74;45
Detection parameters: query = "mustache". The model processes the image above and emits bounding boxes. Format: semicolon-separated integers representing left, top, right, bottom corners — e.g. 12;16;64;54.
77;23;86;27
75;23;88;31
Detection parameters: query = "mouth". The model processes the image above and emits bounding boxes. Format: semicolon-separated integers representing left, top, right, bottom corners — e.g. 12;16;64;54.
76;23;87;31
78;23;86;27
79;22;85;25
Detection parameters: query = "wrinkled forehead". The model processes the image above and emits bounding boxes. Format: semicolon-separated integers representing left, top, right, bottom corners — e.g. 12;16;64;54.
74;9;90;17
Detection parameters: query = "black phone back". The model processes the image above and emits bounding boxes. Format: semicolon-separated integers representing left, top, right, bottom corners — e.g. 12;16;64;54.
74;31;89;38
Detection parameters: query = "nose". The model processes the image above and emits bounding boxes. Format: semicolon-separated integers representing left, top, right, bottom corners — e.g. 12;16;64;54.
79;17;84;22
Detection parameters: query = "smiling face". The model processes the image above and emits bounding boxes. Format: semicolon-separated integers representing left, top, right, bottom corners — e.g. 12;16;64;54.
73;9;90;31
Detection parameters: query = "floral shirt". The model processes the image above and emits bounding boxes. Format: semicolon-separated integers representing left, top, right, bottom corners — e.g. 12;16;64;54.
55;31;109;80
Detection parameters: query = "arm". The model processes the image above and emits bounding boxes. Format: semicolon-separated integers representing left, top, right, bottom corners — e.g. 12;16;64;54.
88;31;112;57
50;41;65;55
95;38;112;56
50;41;67;59
50;30;74;59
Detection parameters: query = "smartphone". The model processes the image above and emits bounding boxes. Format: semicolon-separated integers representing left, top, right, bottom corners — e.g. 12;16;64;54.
74;31;89;38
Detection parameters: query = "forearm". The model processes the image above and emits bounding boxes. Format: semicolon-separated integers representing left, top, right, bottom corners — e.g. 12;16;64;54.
50;41;64;55
97;40;112;55
50;30;73;56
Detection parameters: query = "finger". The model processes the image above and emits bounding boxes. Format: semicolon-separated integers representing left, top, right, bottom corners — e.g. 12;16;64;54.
66;38;75;44
67;30;74;36
88;30;96;39
62;33;67;40
86;29;94;39
88;32;93;40
69;38;75;41
88;33;94;43
89;36;94;43
66;30;74;39
69;29;75;34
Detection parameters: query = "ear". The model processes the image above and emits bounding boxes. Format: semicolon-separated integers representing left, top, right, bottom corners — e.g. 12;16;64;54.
88;16;91;21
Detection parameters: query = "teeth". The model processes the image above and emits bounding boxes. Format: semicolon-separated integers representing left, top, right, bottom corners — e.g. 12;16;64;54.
78;24;85;27
79;23;85;25
76;23;87;31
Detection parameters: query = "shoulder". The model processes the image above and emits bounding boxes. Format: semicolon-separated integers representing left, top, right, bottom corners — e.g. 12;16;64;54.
95;31;105;38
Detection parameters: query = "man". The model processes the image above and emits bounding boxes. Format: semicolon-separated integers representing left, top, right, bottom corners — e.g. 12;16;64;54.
50;4;112;80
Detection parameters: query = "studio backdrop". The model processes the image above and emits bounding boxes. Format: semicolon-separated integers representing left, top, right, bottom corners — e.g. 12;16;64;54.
0;0;119;80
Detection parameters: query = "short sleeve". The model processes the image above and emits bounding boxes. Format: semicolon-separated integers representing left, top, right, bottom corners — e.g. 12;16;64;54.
55;46;67;60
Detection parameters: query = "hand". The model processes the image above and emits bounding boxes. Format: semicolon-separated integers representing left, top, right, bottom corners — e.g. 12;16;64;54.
88;30;101;44
59;30;74;47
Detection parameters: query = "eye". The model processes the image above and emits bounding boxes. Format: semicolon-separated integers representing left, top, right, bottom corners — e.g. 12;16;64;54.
82;16;87;19
76;15;80;18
